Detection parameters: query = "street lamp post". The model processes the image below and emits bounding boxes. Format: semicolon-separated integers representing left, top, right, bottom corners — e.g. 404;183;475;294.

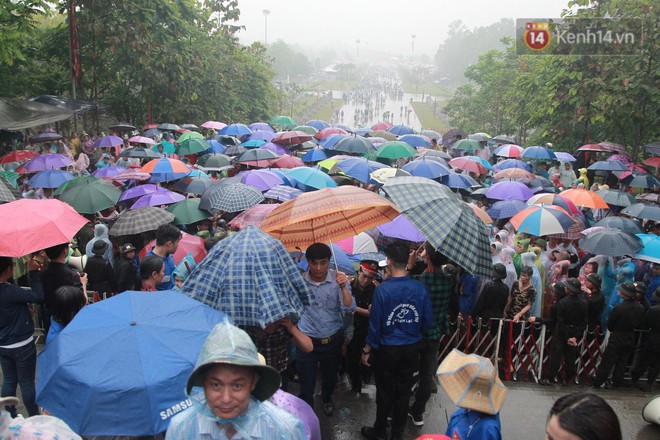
263;9;270;45
356;39;360;59
411;34;416;55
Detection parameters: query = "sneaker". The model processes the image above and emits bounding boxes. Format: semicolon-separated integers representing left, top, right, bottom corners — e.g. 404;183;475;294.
323;401;334;417
360;426;386;440
408;412;424;427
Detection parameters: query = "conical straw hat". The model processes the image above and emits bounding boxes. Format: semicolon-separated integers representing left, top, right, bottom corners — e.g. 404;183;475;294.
436;349;507;415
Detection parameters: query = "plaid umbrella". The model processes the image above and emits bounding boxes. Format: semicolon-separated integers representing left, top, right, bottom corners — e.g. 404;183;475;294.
181;226;314;327
486;200;528;219
0;177;21;202
382;177;492;278
636;193;660;204
594;216;643;235
595;189;637;207
228;204;278;229
260;186;399;252
578;227;643;257
109;207;175;236
263;185;303;202
621;203;660;222
206;183;265;213
548;217;586;240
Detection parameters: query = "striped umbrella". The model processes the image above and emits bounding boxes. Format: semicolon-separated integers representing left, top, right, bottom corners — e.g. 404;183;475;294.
527;193;581;216
493;144;524;158
510;205;575;236
263;185;303;202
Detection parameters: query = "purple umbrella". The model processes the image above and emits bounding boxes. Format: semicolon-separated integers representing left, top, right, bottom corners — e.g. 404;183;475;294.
239;169;284;192
21;153;73;172
377;215;425;242
263;184;303;202
260;142;291;155
485;181;533;201
119;184;169;202
249;130;276;142
248;122;274;133
130;190;185;209
554;152;576;162
269;390;320;440
92;166;127;178
93;135;124;148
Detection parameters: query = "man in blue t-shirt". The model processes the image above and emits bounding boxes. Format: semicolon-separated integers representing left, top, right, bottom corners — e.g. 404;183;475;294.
360;242;432;440
146;223;181;290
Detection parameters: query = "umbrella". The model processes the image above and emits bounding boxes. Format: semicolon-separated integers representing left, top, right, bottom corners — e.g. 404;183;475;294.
595;189;637;207
371;121;393;131
242;139;267;148
261;142;291;156
177;138;210;156
334;232;377;255
493;168;536;181
143;128;162;138
240;169;284;192
236;149;279;163
336;158;388;183
141;157;189;174
207;140;226;154
93;135;124;148
487;200;528;219
374;141;417;160
613;164;648;180
271;155;305;168
248;122;273;132
28;169;74;188
332;136;375;155
20;153;73;172
31;131;62;142
165;198;212;225
577;143;610;152
201;120;227;130
490;134;516;144
621;173;660;189
181;226;314;327
608;154;631;163
0;149;39;164
273;131;314;146
177;132;204;144
119;184;168;202
510;205;575;236
140;232;207;264
387;125;414;136
578;227;643;257
219;123;253;137
295;242;356;276
526;193;582;216
109;207;175;236
594;216;644;235
452;139;482;151
36;290;226;436
521;146;557;160
469;132;492;142
109;122;136;131
441;172;478;190
292;125;318;135
547;218;587;240
402;158;450;179
466;203;493;224
52;175;97;196
370;167;412;184
173;177;215;195
286;167;337;191
636;192;660;204
205;183;265;213
305;119;330;131
215;135;241;146
421;130;441;140
92;166;126;179
260;186;399;252
376;215;425;243
382;177;491;278
448;157;488;174
554;152;577;162
598;141;627;155
621;203;660;222
227;204;278;229
152;141;175;156
196;153;232;171
120;147;160;159
302;147;328;162
0;177;21;203
560;188;609;209
587;160;629;171
643;157;660;168
484;181;533;201
131;190;185;209
270;116;297;129
634;234;660;264
0;199;87;257
113;169;151;182
494;159;532;172
315;127;349;140
58;178;121;214
263;185;303;202
249;130;276;142
128;136;157;146
415;149;452;161
224;144;247;156
319;134;349;149
157;123;181;131
493;144;524;158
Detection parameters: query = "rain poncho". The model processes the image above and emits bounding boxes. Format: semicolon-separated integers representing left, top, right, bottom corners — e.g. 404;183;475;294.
0;408;81;440
604;260;635;324
529;246;546;292
513;238;530;276
172;253;197;291
500;248;518;290
491;242;503;265
84;224;114;267
522;252;543;317
559;162;577;189
576;168;590;189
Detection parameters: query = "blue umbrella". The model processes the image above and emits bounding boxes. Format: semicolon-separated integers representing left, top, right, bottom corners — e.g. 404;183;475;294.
441;172;474;189
242;139;266;148
402;158;450;179
186;169;210;179
319;134;348;149
554;152;576;162
264;184;303;202
249;130;275;142
287;167;337;191
248;122;274;132
269;169;297;187
522;146;557;160
336;158;388;183
388;124;415;135
207;139;226;153
494;159;532;172
354;127;372;136
28;169;74;188
487;200;528;219
399;134;432;148
36;290;227;436
218;123;252;137
634;234;660;264
302;147;328;162
305;119;330;131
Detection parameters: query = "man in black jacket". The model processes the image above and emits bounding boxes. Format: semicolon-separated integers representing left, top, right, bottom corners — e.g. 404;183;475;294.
540;278;587;385
583;273;605;340
84;241;116;297
115;243;139;293
631;287;660;391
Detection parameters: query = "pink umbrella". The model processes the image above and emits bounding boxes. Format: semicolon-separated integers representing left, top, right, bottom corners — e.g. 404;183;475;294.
315;127;349;140
201;121;227;130
271;155;304;168
113;169;151;182
128;136;156;146
334;232;377;255
371;121;393;130
140;232;206;264
227;204;278;229
598;142;627;155
607;154;631;163
448;157;489;174
613;163;647;180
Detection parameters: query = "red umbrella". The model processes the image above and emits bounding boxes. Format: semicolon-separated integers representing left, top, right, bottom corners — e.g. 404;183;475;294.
227;204;278;229
0;199;88;257
613;163;648;180
577;144;610;152
598;141;627;155
643;157;660;168
371;121;393;130
272;131;313;146
271;155;304;168
314;127;349;140
139;232;206;265
448;157;489;174
0;150;39;164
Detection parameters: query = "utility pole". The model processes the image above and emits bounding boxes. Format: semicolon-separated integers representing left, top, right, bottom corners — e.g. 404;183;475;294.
411;34;416;55
263;10;270;45
356;39;360;59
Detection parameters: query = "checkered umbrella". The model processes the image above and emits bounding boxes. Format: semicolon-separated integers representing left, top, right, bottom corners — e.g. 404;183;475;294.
486;200;528;220
382;176;492;278
263;185;303;202
621;203;660;221
180;226;314;328
578;227;643;257
0;177;21;202
594;216;644;235
547;217;586;240
206;183;265;213
109;207;175;237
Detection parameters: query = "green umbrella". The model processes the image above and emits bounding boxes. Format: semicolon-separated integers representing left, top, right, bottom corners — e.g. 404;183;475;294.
166;198;212;225
53;175;98;196
58;178;121;214
375;141;417;160
270;116;297;129
452;139;483;150
177;131;204;144
197;153;232;171
292;125;318;135
177;138;210;156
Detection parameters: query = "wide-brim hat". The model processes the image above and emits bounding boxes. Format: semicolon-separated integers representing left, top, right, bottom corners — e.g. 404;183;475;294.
92;240;109;255
617;282;636;298
436;349;507;415
120;243;136;254
186;319;281;401
564;277;582;294
586;273;601;289
493;263;507;280
634;282;647;295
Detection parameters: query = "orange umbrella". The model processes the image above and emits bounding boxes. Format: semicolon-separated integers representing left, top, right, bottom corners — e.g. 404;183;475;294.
466;203;493;224
140;157;190;174
260;186;399;251
559;188;609;209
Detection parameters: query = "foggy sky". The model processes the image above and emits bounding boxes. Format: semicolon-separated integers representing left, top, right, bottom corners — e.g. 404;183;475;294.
235;0;571;58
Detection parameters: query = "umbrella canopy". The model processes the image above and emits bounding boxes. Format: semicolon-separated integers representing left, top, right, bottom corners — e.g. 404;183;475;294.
271;155;305;168
292;125;317;135
487;200;528;220
595;189;637;207
621;173;660;189
382;177;492;278
448;157;488;174
207;139;226;154
109;207;175;236
242;139;267;148
205;182;265;213
577;143;610;152
240;169;284;192
370;167;412;184
621;203;660;222
173;177;215;195
578;227;643;257
594;216;644;235
371;121;393;130
469;132;492;142
58;178;121;214
286;167;337;191
336;158;388;183
554;152;577;162
218;123;252;137
374;141;417;160
236;149;279;163
634;234;660;264
334;232;377;255
560;188;609;209
466;203;493;224
152;141;175;156
387;125;414;136
270;116;297;129
302;147;328;162
260;142;291;156
485;181;533;201
227;203;278;229
398;134;432;148
263;185;303;202
0;177;21;203
0;149;39;164
165;198;212;225
421;129;441;140
36;290;226;436
177;138;210;156
28;169;74;188
452;139;482;151
249;130;276;142
224;144;246;156
20;153;73;172
305;119;330;131
140;232;206;264
332;136;375;155
92;166;126;179
109;122;136;131
272;131;314;147
493;144;524;158
201;120;227;130
177;131;204;143
181;226;314;327
141;158;189;174
402;158;450;179
369;130;397;141
0;199;87;257
319;134;349;149
31;130;62;142
376;214;426;243
196;153;232;171
157;123;181;131
643;157;660;168
93;135;124;148
260;186;399;252
492;168;536;181
521;146;557;160
131;190;185;209
247;122;274;132
510;205;575;236
587;160;629;171
526;193;580;216
636;192;660;204
120;147;160;159
415;149;452;161
315;127;349;140
494;159;532;172
598;141;627;155
490;134;515;145
118;184;168;202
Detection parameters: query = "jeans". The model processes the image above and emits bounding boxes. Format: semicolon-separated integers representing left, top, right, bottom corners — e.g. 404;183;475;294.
297;334;343;408
0;341;39;417
409;339;440;417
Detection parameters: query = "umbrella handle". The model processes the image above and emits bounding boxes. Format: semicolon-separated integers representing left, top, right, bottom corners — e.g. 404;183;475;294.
329;240;339;273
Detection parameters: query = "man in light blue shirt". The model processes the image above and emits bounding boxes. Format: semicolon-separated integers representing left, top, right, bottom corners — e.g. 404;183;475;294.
297;243;355;417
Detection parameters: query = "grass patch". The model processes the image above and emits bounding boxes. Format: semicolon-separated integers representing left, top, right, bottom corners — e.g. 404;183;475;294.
307;79;356;91
306;99;343;122
411;102;450;133
402;82;451;98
